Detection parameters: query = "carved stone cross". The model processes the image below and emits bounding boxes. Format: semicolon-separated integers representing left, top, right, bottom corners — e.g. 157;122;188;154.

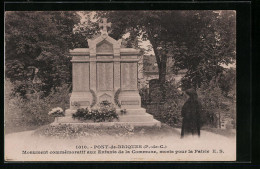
99;18;111;33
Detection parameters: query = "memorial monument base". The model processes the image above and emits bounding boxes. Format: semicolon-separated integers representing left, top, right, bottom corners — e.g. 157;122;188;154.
53;108;161;127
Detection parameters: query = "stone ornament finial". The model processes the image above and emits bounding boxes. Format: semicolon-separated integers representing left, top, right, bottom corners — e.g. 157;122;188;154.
99;18;111;35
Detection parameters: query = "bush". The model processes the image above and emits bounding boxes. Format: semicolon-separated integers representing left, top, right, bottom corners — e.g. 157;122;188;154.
146;81;186;127
45;84;71;111
5;81;71;132
143;76;236;129
5;94;27;130
197;80;236;128
5;92;53;127
72;108;90;120
152;108;182;127
72;101;119;122
218;68;236;98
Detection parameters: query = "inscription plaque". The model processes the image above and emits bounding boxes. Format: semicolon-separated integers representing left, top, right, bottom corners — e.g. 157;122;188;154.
121;62;137;90
121;101;139;105
97;62;113;90
73;63;89;91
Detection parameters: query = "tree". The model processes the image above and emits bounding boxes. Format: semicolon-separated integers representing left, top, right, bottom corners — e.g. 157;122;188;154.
5;11;81;98
72;11;236;96
172;11;236;89
77;11;191;100
93;11;235;90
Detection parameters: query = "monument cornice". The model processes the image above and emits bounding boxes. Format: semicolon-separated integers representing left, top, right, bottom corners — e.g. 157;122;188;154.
70;49;139;56
71;58;139;63
70;48;89;56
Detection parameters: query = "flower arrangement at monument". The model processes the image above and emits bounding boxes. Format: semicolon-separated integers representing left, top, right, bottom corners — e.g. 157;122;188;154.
120;109;127;115
71;101;81;108
72;101;119;122
48;107;65;117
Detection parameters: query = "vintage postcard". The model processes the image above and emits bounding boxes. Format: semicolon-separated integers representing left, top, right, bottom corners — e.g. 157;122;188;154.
4;10;236;161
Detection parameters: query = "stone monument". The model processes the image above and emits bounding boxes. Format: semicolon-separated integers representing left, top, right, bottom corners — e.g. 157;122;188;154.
56;18;160;127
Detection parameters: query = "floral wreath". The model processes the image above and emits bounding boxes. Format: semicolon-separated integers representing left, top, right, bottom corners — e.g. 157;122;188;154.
90;89;97;108
114;88;121;108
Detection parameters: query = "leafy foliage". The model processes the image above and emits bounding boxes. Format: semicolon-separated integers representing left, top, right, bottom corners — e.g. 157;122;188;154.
171;11;236;89
139;86;150;107
143;78;235;128
6;93;52;126
5;81;71;130
90;11;236;90
218;68;236;97
46;84;71;111
146;81;186;127
197;79;236;128
5;11;80;97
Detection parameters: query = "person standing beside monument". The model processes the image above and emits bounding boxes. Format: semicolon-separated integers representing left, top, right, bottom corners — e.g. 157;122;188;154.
180;88;202;138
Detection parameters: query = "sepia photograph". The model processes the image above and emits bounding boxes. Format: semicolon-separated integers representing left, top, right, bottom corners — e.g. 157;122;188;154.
4;10;236;161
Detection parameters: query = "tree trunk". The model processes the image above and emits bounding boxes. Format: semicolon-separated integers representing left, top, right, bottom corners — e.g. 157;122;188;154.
146;30;167;103
158;54;167;83
158;54;167;103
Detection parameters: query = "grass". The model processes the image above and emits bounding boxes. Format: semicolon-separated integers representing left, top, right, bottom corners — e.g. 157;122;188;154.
5;124;42;135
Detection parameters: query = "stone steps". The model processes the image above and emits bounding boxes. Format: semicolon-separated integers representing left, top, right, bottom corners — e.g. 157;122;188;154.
52;119;161;127
66;108;148;116
119;114;154;122
116;108;147;115
58;113;155;123
61;108;161;127
65;109;77;116
56;116;82;123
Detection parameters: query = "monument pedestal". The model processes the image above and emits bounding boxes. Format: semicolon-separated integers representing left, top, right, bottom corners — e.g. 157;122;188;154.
53;108;161;127
70;92;93;108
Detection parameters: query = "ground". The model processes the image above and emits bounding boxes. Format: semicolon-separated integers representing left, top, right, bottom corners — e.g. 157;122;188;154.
5;124;236;161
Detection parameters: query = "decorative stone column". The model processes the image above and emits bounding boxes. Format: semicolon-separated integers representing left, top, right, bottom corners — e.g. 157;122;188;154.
88;39;97;92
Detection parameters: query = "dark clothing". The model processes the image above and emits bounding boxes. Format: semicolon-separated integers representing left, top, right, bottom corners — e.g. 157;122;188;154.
181;97;202;138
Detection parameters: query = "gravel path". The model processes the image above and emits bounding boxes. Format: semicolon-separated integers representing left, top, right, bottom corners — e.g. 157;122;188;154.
5;126;236;161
